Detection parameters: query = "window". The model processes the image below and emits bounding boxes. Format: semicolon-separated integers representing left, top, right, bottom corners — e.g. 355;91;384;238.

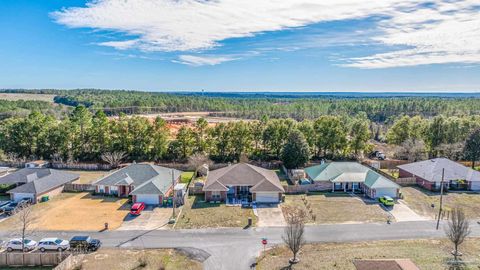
212;191;221;200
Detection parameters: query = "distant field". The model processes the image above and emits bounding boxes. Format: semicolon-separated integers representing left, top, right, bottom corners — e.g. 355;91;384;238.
0;93;55;102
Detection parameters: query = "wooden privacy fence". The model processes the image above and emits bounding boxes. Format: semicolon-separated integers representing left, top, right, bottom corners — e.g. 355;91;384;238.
0;252;70;267
63;183;95;192
51;162;112;171
283;183;330;194
188;186;204;195
395;177;417;186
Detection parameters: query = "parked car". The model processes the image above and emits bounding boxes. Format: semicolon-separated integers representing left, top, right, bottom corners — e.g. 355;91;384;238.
3;199;29;216
130;202;145;216
69;236;101;252
38;238;70;252
379;196;395;207
369;150;386;160
0;201;11;214
6;238;37;252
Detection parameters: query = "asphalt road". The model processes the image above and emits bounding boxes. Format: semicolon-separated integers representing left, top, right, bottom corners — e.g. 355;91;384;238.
1;220;480;270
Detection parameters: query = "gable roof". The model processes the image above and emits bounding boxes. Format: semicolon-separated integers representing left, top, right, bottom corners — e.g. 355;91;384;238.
94;163;182;196
398;158;480;182
305;162;399;189
1;168;79;195
354;259;420;270
203;163;284;192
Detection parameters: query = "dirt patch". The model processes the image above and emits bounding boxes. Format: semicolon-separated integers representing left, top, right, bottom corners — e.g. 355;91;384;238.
257;238;480;270
283;193;389;224
0;93;56;102
0;192;129;231
77;248;202;270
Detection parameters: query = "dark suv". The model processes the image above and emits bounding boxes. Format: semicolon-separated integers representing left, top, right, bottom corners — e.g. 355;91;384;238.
69;236;101;252
3;199;29;216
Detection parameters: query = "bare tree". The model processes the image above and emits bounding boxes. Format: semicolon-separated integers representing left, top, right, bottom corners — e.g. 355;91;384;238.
101;151;127;168
394;139;427;162
282;207;307;264
187;152;212;177
14;204;37;252
445;207;471;262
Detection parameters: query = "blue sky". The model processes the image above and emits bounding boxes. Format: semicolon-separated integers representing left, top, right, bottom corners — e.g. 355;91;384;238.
0;0;479;92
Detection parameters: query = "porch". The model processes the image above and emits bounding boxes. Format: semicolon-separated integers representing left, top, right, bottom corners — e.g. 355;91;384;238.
331;181;364;193
226;185;253;204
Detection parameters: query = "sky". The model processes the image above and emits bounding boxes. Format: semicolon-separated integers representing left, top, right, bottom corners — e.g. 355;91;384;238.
0;0;479;92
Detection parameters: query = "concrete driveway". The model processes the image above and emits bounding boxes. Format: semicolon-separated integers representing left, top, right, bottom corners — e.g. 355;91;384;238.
384;201;429;222
256;204;286;227
117;206;171;230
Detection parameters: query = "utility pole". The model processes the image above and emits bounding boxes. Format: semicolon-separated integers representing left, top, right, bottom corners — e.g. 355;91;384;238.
436;168;445;230
172;169;176;218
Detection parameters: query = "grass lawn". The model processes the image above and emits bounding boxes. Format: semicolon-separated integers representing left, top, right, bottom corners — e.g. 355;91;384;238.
77;248;202;270
401;186;480;219
175;195;257;229
256;238;480;270
0;192;129;231
180;171;195;184
380;168;399;179
274;169;291;185
67;169;110;184
282;193;389;224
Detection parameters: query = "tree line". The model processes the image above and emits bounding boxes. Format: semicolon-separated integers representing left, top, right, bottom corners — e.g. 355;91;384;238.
3;89;480;122
0;106;478;168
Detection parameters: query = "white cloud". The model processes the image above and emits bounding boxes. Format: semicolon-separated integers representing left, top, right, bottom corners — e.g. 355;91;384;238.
174;55;239;66
343;1;480;68
52;0;480;68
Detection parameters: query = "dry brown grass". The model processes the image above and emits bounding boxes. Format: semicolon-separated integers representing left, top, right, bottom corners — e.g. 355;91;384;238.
68;170;110;184
401;186;480;219
257;238;480;270
175;195;257;229
77;248;202;270
283;193;389;224
0;192;129;231
0;93;55;102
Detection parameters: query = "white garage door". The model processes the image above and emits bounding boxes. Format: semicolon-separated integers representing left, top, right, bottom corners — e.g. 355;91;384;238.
471;181;480;191
374;188;397;198
13;193;35;202
255;192;279;203
136;194;159;205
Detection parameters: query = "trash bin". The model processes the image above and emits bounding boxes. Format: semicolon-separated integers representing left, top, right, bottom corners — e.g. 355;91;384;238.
248;217;252;227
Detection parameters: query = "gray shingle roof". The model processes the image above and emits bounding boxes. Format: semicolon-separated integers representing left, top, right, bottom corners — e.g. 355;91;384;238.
398;158;480;182
1;168;79;195
94;163;182;195
203;163;284;193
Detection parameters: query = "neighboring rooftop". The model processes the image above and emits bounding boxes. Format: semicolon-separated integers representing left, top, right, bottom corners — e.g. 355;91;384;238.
398;158;480;182
203;163;284;192
94;163;182;196
0;168;79;194
305;162;399;189
353;259;420;270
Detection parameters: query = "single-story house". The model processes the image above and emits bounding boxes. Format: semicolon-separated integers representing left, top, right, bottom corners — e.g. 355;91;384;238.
398;158;480;191
93;163;182;205
353;259;420;270
304;162;400;198
0;168;79;203
203;163;285;203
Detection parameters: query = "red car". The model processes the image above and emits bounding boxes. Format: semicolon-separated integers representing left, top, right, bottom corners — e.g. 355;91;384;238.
130;202;145;215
